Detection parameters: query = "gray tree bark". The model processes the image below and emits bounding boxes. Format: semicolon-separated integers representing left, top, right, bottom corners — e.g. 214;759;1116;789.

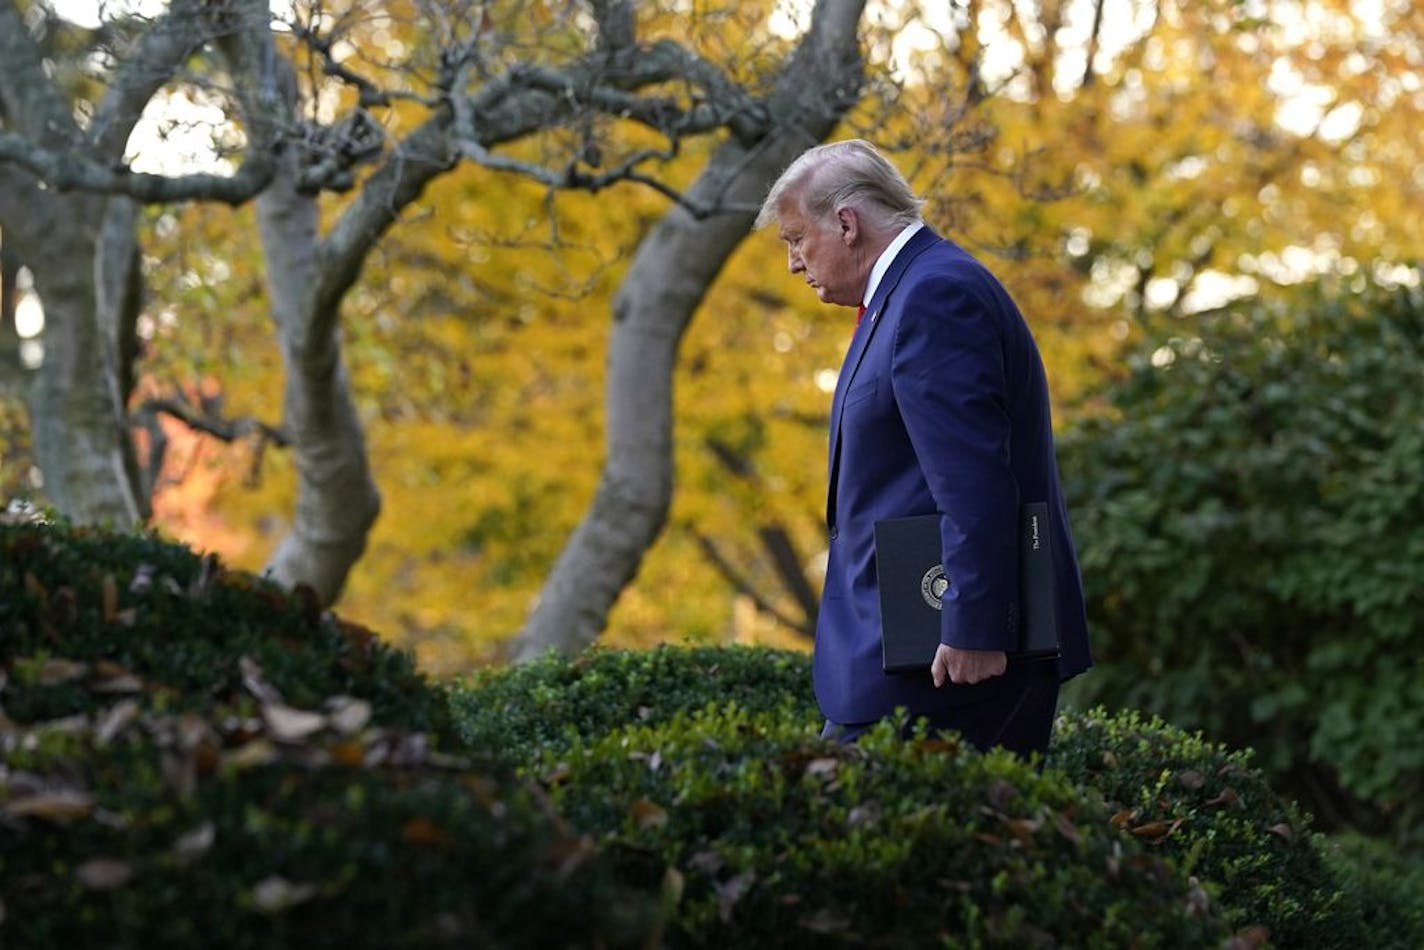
511;0;867;660
254;147;382;602
0;2;153;523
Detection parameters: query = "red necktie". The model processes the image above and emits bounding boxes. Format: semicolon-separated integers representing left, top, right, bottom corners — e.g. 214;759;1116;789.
856;303;866;325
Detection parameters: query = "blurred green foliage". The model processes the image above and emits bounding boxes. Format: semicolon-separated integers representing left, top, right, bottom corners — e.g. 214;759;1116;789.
1058;278;1424;842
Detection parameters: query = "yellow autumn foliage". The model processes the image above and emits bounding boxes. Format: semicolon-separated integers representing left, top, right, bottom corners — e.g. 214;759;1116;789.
127;0;1424;676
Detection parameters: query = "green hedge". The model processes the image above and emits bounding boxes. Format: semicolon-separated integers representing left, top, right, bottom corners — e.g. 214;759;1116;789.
11;520;1420;948
454;647;1424;949
1051;708;1363;946
533;705;1231;947
450;644;817;764
1056;279;1424;839
1;520;660;948
2;520;450;736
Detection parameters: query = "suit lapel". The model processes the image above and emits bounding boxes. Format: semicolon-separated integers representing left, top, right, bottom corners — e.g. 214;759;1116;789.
825;226;942;529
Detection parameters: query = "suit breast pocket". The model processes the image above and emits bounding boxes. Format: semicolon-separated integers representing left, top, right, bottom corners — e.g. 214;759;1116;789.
844;378;878;408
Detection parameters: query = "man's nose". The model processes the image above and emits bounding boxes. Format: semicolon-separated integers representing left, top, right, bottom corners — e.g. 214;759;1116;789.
788;248;803;272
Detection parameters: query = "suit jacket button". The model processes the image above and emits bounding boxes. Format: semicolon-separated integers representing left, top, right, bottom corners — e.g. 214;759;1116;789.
829;527;839;541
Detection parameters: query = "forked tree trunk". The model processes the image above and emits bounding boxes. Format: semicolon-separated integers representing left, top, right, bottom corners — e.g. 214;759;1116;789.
512;0;867;660
254;149;381;604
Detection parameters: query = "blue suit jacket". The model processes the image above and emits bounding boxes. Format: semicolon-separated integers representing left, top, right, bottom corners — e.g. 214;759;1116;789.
814;226;1092;725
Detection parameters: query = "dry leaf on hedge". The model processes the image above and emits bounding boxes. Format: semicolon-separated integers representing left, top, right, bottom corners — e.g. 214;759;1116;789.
324;696;372;736
1206;787;1241;809
1268;822;1294;840
630;798;668;829
541;834;596;876
1003;817;1043;842
401;817;452;847
36;658;88;686
661;867;685;905
251;876;319;913
1130;818;1185;841
91;660;143;694
5;788;96;822
222;738;280;771
846;802;881;829
805;758;839;779
799;908;851;934
94;699;141;746
1227;924;1272;949
1176;770;1205;789
173;822;216;864
77;858;134;891
1052;810;1083;845
101;574;119;623
688;850;725;875
262;703;326;743
715;870;756;923
239;656;283;705
129;563;155;595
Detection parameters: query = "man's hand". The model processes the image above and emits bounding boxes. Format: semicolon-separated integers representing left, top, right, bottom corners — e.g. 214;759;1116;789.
932;644;1008;687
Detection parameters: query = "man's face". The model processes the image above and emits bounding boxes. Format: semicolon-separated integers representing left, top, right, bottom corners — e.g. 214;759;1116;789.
776;200;860;308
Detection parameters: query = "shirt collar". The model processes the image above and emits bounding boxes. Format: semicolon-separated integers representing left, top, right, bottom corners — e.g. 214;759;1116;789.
862;221;924;309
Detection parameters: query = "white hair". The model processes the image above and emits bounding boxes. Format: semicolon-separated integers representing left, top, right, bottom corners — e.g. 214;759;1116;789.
755;139;925;232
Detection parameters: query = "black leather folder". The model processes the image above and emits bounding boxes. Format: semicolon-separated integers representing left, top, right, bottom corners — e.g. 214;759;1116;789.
875;502;1061;673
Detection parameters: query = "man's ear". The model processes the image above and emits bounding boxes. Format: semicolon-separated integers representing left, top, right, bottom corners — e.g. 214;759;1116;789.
836;206;860;246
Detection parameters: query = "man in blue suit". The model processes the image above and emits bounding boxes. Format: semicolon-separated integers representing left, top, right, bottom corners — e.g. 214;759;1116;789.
757;140;1091;756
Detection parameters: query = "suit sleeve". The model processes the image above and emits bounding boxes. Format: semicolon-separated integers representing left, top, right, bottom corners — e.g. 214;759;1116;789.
889;271;1019;652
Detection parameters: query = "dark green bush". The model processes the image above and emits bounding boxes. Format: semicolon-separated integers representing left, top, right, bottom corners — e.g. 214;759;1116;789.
1;520;451;737
1323;833;1424;949
1057;280;1424;840
451;643;817;764
1050;708;1364;947
1;520;660;948
536;704;1232;948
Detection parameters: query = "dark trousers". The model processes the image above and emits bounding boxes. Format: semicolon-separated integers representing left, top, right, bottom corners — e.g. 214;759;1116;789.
820;659;1060;758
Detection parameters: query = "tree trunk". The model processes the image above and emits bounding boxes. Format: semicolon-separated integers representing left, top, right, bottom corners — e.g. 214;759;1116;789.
511;0;866;660
0;229;20;391
255;148;380;604
23;195;145;524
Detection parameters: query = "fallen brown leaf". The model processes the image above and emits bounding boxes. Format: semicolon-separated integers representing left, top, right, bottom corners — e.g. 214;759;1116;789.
262;703;326;743
94;699;141;746
36;658;88;686
101;574;120;624
324;696;372;736
630;798;668;830
251;876;319;913
5;788;96;823
173;822;216;865
77;858;134;891
401;817;452;847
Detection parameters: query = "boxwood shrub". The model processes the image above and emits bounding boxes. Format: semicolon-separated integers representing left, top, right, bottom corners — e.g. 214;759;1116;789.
1;519;451;737
456;647;1415;948
1;520;661;948
1050;708;1364;946
450;644;817;764
526;705;1231;947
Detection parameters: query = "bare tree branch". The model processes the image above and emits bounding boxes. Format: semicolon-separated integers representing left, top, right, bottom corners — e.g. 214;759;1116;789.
89;0;212;158
690;526;813;635
0;129;277;203
137;395;291;446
